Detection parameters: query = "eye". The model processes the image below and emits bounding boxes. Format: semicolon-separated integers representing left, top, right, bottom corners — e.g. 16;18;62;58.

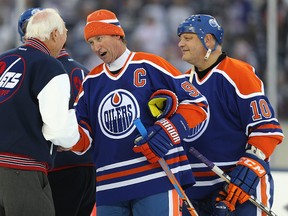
88;40;94;46
96;36;104;42
185;36;193;41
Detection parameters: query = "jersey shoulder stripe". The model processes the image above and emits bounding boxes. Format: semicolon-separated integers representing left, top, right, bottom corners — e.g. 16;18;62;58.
216;57;263;95
132;52;182;76
88;63;105;76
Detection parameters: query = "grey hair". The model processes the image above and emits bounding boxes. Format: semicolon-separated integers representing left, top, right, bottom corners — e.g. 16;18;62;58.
25;8;66;41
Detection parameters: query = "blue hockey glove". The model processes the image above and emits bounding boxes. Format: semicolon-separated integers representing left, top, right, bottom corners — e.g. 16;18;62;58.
133;113;189;163
148;89;178;119
224;153;270;211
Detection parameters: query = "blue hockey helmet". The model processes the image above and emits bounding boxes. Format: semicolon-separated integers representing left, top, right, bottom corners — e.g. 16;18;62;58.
18;8;43;42
177;14;224;50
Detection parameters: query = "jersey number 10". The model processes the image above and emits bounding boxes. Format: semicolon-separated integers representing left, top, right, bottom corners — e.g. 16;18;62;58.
250;99;272;121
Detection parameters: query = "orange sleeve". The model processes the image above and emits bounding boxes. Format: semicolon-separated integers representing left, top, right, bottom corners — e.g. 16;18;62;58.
176;104;207;128
248;135;283;158
71;126;91;152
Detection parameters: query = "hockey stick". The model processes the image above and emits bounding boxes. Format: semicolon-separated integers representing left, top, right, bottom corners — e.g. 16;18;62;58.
134;118;198;216
189;147;277;216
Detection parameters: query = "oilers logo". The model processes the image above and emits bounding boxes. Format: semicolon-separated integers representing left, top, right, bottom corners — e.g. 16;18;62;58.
98;89;140;139
184;107;210;142
209;18;221;30
0;55;25;104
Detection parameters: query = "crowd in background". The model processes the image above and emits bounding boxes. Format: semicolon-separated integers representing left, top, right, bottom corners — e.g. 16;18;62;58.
0;0;288;118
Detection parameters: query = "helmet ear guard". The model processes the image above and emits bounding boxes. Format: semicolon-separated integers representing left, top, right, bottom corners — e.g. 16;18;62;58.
177;14;224;58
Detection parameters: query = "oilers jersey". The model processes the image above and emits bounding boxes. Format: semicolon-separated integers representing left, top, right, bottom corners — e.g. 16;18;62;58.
183;54;284;204
74;49;209;205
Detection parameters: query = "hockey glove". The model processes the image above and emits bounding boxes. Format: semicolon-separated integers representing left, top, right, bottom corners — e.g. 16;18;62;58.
212;201;234;216
224;153;270;211
148;89;178;119
133;113;189;163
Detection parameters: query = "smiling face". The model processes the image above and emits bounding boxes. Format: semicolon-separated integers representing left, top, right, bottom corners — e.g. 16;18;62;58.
178;32;223;71
87;35;126;64
178;33;206;67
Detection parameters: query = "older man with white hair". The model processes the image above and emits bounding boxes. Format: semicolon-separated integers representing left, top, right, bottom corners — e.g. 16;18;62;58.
0;8;83;216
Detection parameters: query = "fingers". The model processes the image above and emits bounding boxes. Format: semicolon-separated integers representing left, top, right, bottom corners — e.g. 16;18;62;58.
238;192;250;204
215;190;227;202
133;143;160;163
224;183;250;211
221;200;235;212
57;146;71;152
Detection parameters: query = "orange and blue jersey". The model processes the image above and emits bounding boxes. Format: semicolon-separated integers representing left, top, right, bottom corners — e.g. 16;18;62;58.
183;54;283;205
74;50;209;206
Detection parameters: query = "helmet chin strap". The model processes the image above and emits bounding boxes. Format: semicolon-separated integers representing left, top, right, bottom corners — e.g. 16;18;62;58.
189;65;195;83
204;48;212;60
203;42;219;60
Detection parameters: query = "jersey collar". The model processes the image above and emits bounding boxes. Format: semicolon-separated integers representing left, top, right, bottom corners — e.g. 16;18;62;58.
107;48;131;72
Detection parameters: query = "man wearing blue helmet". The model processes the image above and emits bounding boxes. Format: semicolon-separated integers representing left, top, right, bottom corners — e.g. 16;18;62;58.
177;14;283;215
17;8;96;216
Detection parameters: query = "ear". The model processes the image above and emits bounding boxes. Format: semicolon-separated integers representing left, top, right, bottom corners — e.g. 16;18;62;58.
50;29;58;42
114;35;121;40
204;34;216;48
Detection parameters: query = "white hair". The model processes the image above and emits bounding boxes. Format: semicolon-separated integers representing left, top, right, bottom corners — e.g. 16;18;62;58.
25;8;66;41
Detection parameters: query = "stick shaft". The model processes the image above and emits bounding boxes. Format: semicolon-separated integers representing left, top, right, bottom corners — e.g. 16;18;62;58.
189;65;195;83
189;147;277;216
158;158;197;216
134;118;198;216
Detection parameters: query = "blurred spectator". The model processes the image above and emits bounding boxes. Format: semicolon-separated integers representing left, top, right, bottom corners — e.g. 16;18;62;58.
0;0;15;52
225;0;254;36
231;39;259;72
1;0;287;118
166;0;193;40
130;10;168;56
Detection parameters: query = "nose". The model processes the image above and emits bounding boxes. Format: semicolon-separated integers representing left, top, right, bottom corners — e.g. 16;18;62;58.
178;39;184;48
91;42;101;52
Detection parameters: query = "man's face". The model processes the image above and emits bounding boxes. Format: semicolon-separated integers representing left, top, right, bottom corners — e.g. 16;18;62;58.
87;35;122;64
178;33;205;65
51;23;67;57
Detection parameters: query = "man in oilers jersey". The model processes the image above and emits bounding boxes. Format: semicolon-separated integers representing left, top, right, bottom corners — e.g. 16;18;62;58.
17;8;96;216
72;9;209;216
0;8;87;215
176;14;284;215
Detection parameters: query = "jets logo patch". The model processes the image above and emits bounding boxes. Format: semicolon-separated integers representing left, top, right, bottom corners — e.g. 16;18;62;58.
98;89;140;139
70;68;84;101
0;55;25;104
